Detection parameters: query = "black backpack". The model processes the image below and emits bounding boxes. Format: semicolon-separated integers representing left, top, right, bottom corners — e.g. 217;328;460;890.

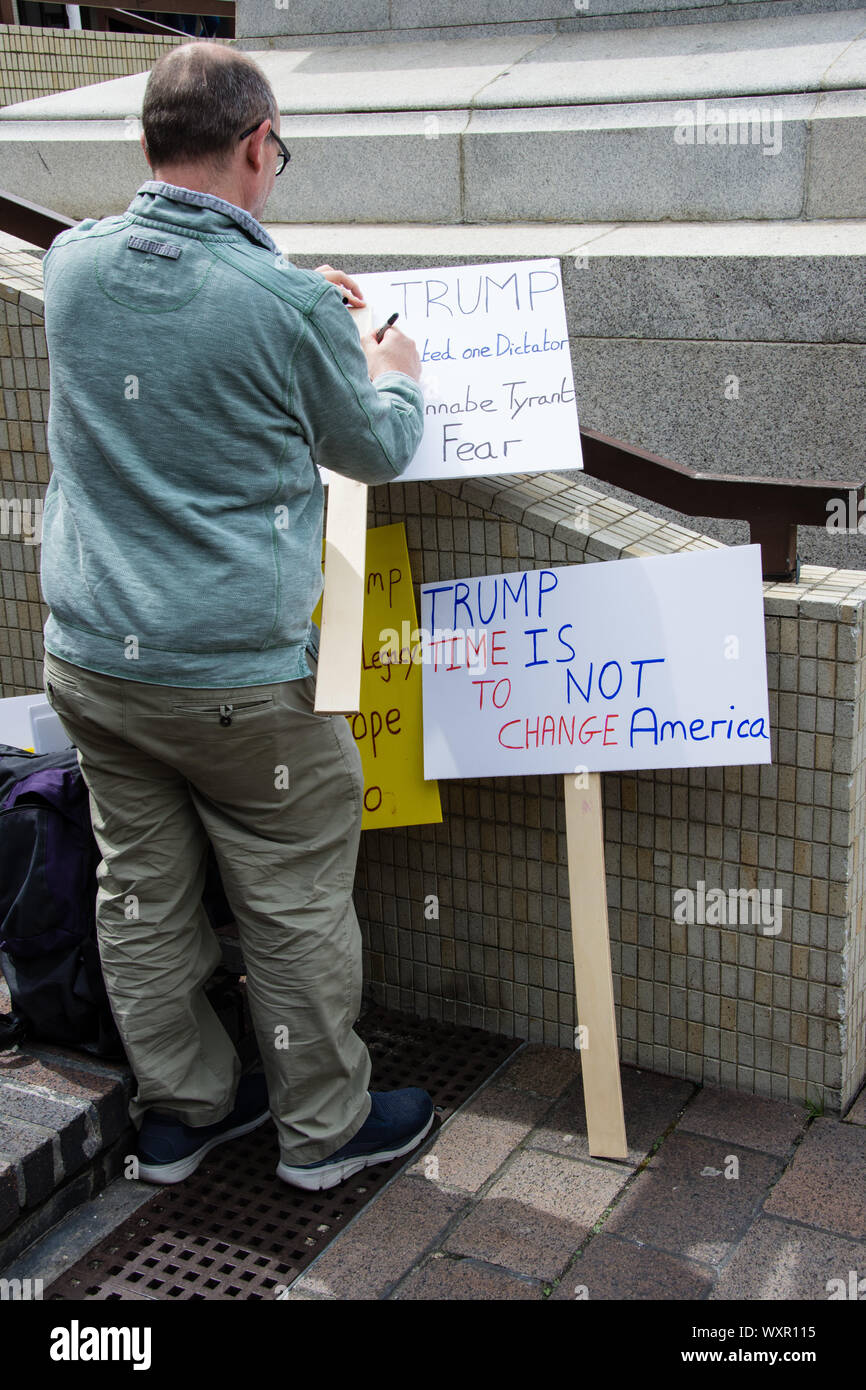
0;744;234;1059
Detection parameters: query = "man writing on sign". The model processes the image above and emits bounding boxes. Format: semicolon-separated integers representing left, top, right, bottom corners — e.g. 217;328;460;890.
39;41;433;1190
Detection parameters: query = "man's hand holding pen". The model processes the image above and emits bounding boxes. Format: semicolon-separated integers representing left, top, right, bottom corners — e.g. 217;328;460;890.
361;319;422;382
315;264;422;384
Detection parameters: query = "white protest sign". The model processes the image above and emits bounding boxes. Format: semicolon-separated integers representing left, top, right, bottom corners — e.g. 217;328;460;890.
418;545;771;779
320;259;581;484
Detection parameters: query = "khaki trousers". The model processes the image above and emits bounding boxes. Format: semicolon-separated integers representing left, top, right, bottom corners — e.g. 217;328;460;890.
42;649;372;1165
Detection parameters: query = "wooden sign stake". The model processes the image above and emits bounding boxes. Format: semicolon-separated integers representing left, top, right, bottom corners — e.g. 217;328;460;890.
313;306;372;715
314;475;367;714
563;771;628;1159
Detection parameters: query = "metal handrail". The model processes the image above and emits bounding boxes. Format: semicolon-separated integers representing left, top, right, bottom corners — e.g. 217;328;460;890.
0;189;861;582
88;11;191;37
81;0;234;15
578;429;863;582
0;189;76;246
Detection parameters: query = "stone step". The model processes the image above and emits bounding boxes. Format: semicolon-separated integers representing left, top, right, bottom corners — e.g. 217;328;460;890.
269;218;866;570
2;218;864;572
10;9;862;114
267;215;866;342
239;0;862;45
1;10;864;222
263;217;866;269
0;966;257;1269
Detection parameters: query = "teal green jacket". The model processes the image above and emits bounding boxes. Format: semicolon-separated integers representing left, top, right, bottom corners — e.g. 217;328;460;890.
40;181;424;686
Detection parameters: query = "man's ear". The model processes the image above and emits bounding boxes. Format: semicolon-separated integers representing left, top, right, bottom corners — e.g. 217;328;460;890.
140;131;152;168
244;120;270;174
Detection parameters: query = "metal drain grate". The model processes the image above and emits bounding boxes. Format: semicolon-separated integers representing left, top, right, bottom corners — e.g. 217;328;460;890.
46;1006;521;1301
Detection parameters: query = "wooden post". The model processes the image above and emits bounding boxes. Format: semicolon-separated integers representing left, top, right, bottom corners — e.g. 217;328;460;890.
313;306;371;715
563;771;628;1159
314;475;368;713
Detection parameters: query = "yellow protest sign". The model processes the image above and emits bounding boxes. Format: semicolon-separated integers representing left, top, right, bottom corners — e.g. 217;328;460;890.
312;523;442;830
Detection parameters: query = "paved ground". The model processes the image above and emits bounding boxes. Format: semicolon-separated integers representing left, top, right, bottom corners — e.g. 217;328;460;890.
280;1045;866;1301
2;1028;864;1301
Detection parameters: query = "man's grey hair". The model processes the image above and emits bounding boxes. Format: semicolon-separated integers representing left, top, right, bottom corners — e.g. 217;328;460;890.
142;42;278;170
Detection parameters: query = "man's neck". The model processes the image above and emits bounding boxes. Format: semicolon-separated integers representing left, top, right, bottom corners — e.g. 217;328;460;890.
149;170;252;216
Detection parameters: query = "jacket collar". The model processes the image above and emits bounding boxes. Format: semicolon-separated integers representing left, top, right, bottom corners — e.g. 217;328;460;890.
128;180;281;255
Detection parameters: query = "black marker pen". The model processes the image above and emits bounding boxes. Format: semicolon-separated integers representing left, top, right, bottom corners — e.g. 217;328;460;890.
374;313;399;344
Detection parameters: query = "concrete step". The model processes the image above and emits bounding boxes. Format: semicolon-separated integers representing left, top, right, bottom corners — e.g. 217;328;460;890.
0;966;256;1270
1;10;865;222
262;217;866;266
268;216;866;356
2;217;864;571
239;0;864;45
270;218;866;571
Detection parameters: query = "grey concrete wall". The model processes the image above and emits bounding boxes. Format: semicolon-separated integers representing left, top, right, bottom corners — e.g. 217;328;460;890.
5;12;865;228
239;0;863;44
4;94;864;228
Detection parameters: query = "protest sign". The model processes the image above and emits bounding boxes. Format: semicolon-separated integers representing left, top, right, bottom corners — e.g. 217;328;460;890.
419;545;770;779
312;523;442;830
320;259;581;485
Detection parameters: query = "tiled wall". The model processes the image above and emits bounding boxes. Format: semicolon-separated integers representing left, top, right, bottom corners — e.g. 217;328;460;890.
2;242;865;1113
0;239;48;691
850;628;866;1111
0;25;227;109
357;475;866;1114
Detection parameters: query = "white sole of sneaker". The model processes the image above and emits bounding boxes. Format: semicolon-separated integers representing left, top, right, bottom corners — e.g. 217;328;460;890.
276;1111;435;1192
137;1109;271;1185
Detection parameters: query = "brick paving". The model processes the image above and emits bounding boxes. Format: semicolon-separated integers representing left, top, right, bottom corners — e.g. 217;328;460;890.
1;1010;864;1300
282;1044;866;1301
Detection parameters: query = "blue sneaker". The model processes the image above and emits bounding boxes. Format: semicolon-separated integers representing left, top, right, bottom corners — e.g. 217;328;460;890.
276;1087;435;1191
136;1072;270;1184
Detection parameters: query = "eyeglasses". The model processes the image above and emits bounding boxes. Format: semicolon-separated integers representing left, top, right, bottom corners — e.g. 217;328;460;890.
238;118;290;176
